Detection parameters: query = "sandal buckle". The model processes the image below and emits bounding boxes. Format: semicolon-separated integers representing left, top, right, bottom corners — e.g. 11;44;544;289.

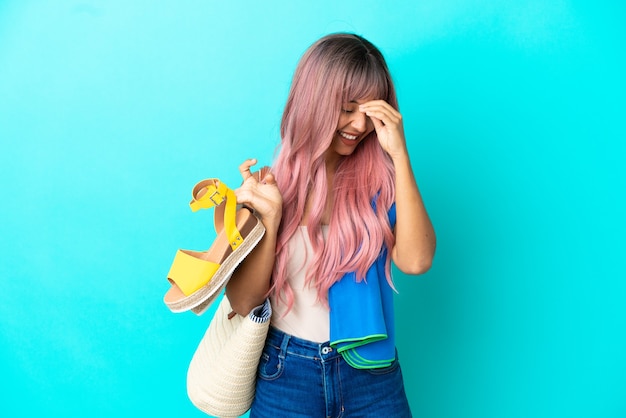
208;190;224;206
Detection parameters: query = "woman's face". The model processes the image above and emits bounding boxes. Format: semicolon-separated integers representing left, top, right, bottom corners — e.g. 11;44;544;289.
327;98;375;161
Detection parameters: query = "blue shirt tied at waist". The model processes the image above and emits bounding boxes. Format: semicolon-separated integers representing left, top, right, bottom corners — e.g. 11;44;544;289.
328;202;397;369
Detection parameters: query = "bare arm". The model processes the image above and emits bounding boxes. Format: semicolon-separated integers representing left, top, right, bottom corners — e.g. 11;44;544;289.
225;159;283;316
360;101;436;274
389;152;436;273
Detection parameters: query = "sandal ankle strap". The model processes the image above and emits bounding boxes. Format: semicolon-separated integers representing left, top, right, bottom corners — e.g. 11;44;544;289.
189;179;244;251
190;179;229;211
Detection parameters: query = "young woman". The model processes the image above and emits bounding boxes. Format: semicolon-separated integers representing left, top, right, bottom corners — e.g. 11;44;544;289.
227;33;436;417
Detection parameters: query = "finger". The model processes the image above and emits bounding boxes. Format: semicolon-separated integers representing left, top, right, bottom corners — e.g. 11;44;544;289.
257;166;270;183
360;101;401;120
239;158;257;180
360;102;397;118
366;110;401;129
263;172;277;185
364;109;391;126
360;99;397;111
233;188;253;205
370;116;385;132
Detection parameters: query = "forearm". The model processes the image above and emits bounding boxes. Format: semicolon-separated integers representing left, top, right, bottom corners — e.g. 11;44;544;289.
391;151;436;274
227;161;283;316
225;227;277;316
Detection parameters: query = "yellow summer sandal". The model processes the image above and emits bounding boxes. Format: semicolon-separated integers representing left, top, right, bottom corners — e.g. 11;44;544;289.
164;178;265;315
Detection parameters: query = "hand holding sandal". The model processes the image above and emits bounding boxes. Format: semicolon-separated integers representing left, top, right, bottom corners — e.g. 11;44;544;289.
164;178;265;315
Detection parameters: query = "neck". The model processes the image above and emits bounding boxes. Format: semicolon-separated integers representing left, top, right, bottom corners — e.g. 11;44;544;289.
324;150;342;174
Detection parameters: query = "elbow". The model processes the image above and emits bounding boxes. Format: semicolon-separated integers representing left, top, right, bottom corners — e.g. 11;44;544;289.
399;255;433;275
225;290;267;318
394;243;436;275
228;300;254;318
394;231;437;275
225;295;251;317
225;282;268;317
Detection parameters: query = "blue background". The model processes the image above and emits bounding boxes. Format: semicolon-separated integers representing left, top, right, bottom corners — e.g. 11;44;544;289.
1;1;625;417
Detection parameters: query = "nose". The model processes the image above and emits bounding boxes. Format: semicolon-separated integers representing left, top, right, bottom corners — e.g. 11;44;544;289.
351;111;368;132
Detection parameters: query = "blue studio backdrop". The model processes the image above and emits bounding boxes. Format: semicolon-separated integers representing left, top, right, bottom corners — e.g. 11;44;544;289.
1;1;625;417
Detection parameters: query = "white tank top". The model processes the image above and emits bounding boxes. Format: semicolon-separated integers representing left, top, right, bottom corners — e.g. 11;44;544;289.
270;226;330;343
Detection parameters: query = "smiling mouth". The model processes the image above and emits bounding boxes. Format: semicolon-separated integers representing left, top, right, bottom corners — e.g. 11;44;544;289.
339;131;358;140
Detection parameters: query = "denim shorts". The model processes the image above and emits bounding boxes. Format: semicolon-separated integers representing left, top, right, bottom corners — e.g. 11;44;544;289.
250;326;412;418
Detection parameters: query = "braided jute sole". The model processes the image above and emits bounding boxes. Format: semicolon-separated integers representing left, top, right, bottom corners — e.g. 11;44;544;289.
166;217;265;314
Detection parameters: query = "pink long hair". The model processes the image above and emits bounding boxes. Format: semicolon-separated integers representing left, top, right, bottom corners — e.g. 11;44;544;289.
271;33;398;311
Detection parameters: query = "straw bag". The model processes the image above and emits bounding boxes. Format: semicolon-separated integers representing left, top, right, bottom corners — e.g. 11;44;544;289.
187;295;271;417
